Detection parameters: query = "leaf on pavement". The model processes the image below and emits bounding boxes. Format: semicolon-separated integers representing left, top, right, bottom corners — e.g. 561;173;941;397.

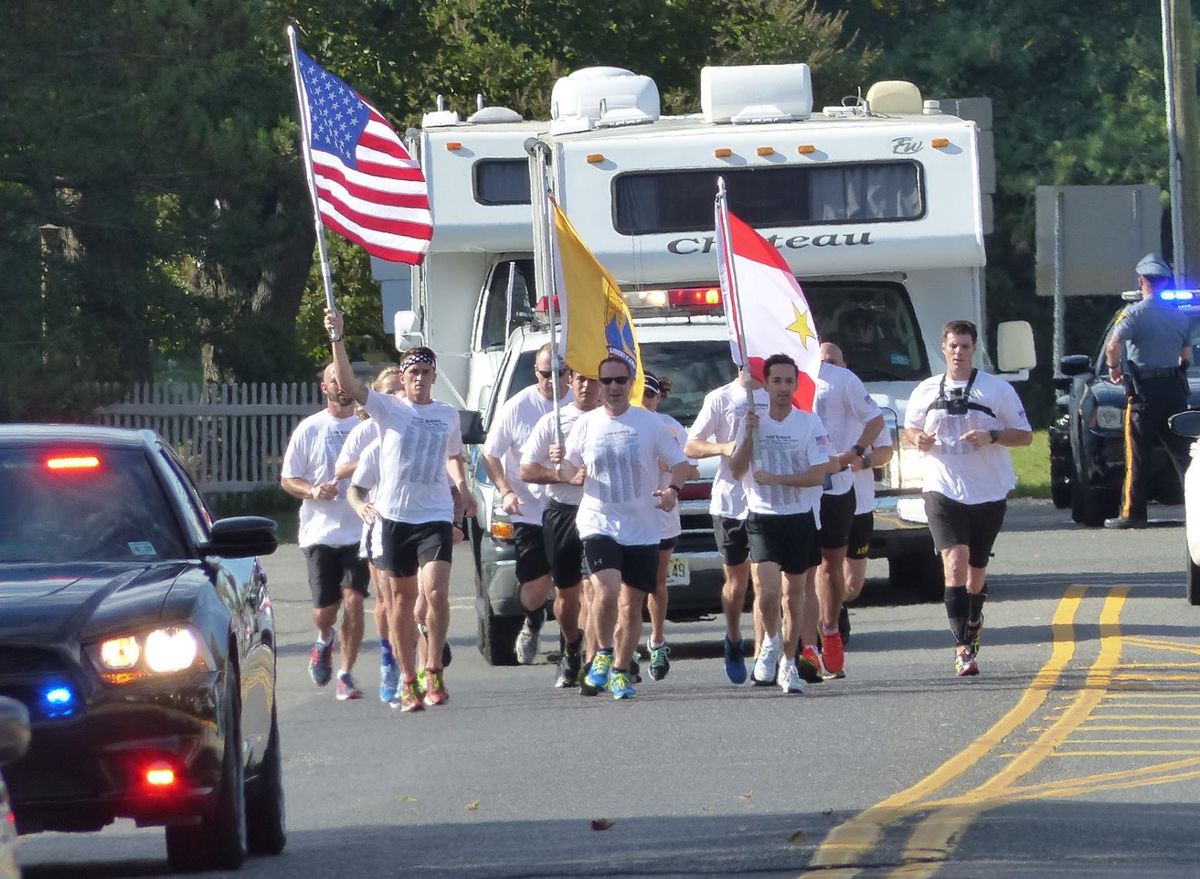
788;830;808;844
466;800;480;811
701;805;714;813
394;795;416;803
738;792;753;800
591;818;614;831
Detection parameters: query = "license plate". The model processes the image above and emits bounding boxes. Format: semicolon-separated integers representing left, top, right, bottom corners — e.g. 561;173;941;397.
666;556;690;587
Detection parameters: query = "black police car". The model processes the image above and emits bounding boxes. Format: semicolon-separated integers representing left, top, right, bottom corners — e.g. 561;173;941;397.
0;425;286;871
1050;292;1200;526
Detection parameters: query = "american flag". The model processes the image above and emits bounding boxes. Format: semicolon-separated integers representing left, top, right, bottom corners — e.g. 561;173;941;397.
295;48;432;265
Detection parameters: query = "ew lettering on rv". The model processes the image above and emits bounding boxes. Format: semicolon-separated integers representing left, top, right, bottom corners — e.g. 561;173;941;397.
666;232;874;255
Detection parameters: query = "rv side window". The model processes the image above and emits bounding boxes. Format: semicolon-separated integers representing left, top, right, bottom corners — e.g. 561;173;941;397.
474;160;532;205
479;259;538;350
613;161;923;234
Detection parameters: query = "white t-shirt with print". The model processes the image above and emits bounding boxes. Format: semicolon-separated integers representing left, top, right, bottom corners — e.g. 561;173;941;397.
904;370;1032;504
853;426;893;515
482;384;571;526
687;379;770;520
281;408;363;548
566;405;687;546
336;419;380;472
656;412;694;540
738;408;831;516
521;403;589;507
364;389;463;524
815;362;883;496
349;438;383;558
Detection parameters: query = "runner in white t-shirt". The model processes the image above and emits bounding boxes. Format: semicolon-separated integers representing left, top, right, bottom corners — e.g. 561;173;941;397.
520;370;600;690
730;353;836;695
551;356;691;701
903;320;1032;678
639;373;698;683
821;344;895;611
280;362;371;702
685;374;770;685
326;309;477;713
481;344;573;666
804;348;885;680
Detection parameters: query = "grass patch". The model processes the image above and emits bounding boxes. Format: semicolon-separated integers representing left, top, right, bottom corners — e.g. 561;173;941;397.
1010;429;1051;499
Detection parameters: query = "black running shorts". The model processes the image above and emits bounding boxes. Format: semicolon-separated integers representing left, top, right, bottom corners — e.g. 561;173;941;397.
817;488;856;550
712;515;750;567
542;501;585;588
923;492;1007;569
746;511;818;575
847;512;873;561
582;535;658;593
379;519;454;578
303;543;370;609
512;521;552;584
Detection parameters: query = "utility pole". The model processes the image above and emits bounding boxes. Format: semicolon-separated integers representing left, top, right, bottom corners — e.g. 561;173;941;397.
1161;0;1200;285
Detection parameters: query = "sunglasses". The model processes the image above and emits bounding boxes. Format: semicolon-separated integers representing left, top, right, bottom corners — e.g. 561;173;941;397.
599;375;630;386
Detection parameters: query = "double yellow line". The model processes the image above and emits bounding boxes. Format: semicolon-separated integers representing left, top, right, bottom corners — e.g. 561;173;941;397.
803;585;1130;878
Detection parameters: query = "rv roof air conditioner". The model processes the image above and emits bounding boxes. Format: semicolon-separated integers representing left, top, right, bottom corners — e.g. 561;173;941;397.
549;67;660;134
701;64;813;125
468;106;524;124
864;81;924;115
422;95;460;128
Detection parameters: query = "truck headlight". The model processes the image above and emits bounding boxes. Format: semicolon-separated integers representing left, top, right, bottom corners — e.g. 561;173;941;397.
1095;405;1125;432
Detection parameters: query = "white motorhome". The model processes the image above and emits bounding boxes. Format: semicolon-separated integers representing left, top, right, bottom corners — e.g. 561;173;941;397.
374;65;1034;647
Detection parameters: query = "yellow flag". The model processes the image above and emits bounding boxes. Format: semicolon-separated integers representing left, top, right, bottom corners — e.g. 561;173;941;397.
551;201;644;403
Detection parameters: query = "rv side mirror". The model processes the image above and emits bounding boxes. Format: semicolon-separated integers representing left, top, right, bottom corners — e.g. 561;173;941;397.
1169;410;1200;439
997;320;1036;373
460;409;487;446
1059;354;1092;378
393;309;425;350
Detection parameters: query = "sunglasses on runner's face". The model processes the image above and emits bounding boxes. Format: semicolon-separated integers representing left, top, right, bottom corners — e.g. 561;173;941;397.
537;368;568;379
599;375;630;386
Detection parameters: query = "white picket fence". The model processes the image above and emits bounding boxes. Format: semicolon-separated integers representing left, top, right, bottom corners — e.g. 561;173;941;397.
93;382;322;492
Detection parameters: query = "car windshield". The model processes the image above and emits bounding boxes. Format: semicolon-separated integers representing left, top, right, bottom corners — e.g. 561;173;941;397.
504;340;739;428
0;445;187;564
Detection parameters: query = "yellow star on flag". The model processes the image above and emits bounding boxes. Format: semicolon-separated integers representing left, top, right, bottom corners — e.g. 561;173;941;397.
785;305;817;349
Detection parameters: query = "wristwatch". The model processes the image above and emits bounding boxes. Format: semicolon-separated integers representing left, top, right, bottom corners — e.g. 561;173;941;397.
989;430;1001;444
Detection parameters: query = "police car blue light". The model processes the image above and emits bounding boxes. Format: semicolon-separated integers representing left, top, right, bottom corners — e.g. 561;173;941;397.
1162;289;1199;303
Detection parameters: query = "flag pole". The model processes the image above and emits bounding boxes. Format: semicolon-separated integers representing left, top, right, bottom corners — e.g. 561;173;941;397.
528;139;565;448
286;25;339;332
716;177;759;465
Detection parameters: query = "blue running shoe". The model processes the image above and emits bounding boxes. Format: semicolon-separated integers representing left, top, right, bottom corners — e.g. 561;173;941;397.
309;636;334;688
379;659;399;703
723;636;747;684
609;670;636;700
586;651;613;689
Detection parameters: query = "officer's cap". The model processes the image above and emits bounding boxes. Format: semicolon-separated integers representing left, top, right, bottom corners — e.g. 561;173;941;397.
1135;253;1172;279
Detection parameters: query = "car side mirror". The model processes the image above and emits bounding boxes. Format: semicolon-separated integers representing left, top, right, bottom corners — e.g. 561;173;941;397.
997;320;1036;373
0;695;30;765
1169;410;1200;438
460;410;487;446
202;516;279;559
1058;354;1093;378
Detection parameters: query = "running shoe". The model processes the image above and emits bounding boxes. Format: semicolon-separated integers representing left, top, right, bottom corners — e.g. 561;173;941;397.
723;636;747;685
416;667;427;693
555;647;582;688
955;649;979;677
585;651;613;689
821;630;845;678
391;678;425;712
648;643;671;681
966;614;984;657
609;670;636;700
630;655;642;684
777;659;805;695
309;636;334;688
423;668;449;706
752;638;780;686
798;646;824;684
379;659;399;703
579;660;599;697
515;619;540;665
336;672;363;701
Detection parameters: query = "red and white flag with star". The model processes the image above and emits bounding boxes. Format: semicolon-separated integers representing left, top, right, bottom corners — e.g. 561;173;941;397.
715;199;821;411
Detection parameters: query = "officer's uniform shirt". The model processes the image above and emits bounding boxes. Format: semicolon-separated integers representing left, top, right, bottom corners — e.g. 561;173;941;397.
905;371;1031;505
1114;298;1191;370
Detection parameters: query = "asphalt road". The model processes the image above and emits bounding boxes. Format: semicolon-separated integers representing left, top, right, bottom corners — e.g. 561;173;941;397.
16;500;1200;878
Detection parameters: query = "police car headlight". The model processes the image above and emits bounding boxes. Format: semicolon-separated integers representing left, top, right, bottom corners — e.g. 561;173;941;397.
1095;405;1125;432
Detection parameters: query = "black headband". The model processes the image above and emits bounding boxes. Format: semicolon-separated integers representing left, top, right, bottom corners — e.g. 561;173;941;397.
401;352;436;372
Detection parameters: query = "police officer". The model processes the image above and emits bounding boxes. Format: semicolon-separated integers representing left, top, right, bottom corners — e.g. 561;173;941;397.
1104;253;1192;530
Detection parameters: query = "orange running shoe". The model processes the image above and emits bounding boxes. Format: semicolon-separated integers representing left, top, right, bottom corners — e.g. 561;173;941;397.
798;646;823;683
821;630;845;678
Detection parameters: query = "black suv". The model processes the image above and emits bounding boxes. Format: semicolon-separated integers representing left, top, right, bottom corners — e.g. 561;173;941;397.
1050;295;1200;525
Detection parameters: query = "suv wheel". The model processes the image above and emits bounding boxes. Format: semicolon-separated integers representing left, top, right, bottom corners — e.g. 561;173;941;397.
1070;474;1116;527
888;550;944;602
478;606;522;666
